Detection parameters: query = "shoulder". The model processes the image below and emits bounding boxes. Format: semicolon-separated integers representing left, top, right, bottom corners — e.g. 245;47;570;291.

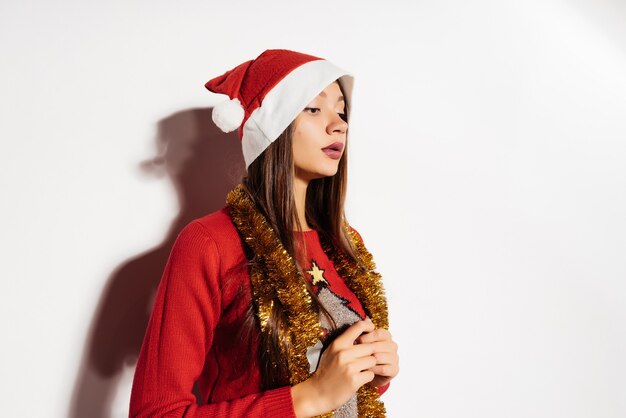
346;224;365;244
192;206;239;240
178;206;245;263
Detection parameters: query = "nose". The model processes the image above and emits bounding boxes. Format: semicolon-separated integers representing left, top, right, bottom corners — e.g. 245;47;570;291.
327;113;348;135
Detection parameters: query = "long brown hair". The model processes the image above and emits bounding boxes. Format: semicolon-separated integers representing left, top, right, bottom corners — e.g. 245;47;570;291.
236;79;363;389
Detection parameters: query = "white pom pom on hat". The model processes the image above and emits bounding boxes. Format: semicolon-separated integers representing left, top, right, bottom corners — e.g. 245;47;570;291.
211;97;245;133
204;49;354;169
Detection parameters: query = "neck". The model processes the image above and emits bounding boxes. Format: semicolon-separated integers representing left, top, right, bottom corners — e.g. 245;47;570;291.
293;176;311;231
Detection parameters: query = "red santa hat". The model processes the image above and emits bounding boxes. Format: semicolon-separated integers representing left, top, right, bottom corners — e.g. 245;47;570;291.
204;49;354;169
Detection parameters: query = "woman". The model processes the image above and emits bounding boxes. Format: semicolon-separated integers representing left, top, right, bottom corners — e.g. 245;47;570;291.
129;49;399;418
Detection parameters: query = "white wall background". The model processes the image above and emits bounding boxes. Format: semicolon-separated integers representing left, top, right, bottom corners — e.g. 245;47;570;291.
1;0;625;417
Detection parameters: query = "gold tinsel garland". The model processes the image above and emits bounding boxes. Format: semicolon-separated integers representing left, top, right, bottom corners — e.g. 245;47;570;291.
226;184;389;418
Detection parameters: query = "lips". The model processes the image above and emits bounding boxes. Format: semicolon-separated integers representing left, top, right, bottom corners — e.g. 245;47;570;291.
322;142;344;152
321;142;344;160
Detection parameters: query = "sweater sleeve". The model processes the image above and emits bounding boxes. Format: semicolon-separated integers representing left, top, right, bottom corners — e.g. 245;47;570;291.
376;382;390;396
129;221;296;418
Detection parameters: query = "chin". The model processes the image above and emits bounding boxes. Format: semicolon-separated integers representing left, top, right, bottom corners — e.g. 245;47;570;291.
305;167;339;181
296;159;341;181
317;163;340;178
318;170;338;179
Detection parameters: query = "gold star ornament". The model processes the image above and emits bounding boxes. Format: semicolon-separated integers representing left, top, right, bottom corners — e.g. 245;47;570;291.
306;260;328;286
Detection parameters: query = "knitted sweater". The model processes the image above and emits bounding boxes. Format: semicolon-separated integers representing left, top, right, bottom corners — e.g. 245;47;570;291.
129;206;389;417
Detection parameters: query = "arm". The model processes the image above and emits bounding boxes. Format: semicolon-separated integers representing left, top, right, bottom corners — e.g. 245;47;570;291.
129;221;296;418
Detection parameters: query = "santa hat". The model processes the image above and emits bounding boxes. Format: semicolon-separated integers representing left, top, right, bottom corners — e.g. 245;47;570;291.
204;49;354;169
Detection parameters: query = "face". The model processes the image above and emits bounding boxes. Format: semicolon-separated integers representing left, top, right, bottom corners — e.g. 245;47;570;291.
292;81;348;183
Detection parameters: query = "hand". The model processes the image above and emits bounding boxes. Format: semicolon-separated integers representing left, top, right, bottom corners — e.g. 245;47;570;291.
355;321;399;389
292;318;378;418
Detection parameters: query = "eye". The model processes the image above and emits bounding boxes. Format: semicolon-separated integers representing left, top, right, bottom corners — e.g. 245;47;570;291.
304;107;320;114
338;113;348;122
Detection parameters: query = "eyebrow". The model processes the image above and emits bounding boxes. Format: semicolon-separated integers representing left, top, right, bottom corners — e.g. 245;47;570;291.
318;91;345;102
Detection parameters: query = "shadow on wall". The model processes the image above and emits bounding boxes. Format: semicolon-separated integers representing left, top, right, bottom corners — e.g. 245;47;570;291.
68;107;246;418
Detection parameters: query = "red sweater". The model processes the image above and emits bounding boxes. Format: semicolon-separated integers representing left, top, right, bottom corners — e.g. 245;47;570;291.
129;207;389;417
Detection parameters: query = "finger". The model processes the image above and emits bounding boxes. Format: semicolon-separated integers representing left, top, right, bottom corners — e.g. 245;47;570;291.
371;352;396;365
351;355;378;373
340;342;377;361
333;319;375;348
355;328;392;344
367;341;397;355
368;363;398;377
355;370;376;387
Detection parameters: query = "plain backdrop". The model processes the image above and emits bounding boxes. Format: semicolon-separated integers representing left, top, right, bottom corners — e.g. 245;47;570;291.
1;0;625;417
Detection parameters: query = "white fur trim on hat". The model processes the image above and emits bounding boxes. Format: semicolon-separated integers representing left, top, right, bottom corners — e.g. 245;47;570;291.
241;59;353;168
212;97;245;133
